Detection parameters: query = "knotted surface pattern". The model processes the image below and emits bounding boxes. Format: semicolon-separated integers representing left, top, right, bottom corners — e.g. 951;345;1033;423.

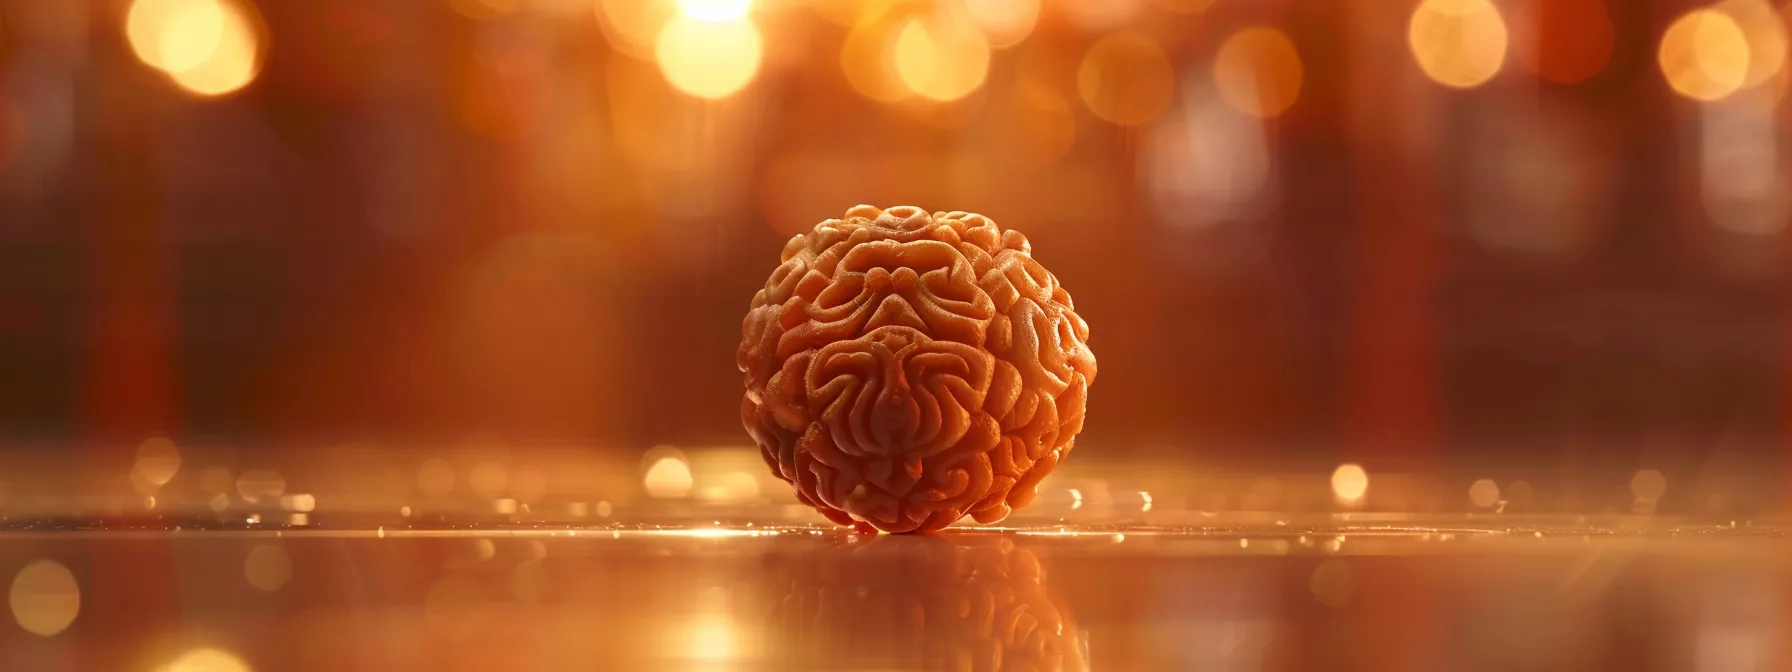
739;205;1097;533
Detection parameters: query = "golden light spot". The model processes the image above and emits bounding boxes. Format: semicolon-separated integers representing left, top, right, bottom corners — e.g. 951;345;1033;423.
1077;31;1175;126
208;493;230;512
1630;469;1668;500
510;559;546;604
243;544;291;592
131;436;182;493
1468;478;1500;508
1717;0;1787;88
596;500;614;517
127;0;210;71
598;0;677;61
10;560;78;637
448;0;518;21
423;574;489;637
235;469;285;502
155;0;224;74
1213;26;1304;118
699;471;761;502
891;12;991;102
682;613;738;662
654;14;763;99
1330;463;1369;503
472;538;496;562
1659;9;1750;101
964;0;1039;49
527;540;548;560
676;0;751;22
281;493;316;512
130;0;263;97
1309;559;1353;608
417;458;456;498
467;462;508;500
1515;0;1612;84
163;648;251;672
1408;0;1510;89
645;457;694;499
841;14;913;102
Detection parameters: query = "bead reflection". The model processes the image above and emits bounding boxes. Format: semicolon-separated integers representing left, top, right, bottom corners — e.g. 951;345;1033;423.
768;535;1085;672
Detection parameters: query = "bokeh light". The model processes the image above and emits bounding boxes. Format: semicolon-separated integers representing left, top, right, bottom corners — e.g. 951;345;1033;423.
840;13;912;103
127;0;264;97
1630;469;1668;500
234;469;285;502
243;544;291;592
1077;32;1176;126
1062;0;1142;32
1716;0;1787;89
127;0;210;71
1659;9;1750;102
891;12;991;102
417;458;457;498
677;0;753;23
1468;478;1500;508
1330;463;1369;503
1408;0;1510;89
1143;81;1273;227
599;0;677;61
644;455;694;499
1514;0;1612;84
153;0;225;74
467;461;508;500
10;559;79;637
1213;26;1305;118
163;648;251;672
964;0;1039;49
654;14;764;99
131;436;182;494
699;471;761;502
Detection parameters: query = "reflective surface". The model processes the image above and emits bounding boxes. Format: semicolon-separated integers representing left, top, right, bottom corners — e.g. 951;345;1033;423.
1;522;1789;671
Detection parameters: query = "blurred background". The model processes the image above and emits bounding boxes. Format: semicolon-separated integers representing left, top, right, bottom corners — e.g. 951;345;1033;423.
0;0;1789;520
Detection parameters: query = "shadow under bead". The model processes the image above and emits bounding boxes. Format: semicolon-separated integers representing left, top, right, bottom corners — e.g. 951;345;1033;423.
738;205;1097;533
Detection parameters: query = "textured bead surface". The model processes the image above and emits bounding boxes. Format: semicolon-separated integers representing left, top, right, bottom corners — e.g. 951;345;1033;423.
738;205;1097;533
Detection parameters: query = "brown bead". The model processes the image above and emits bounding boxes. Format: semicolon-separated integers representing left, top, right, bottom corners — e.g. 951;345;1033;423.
738;205;1096;533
